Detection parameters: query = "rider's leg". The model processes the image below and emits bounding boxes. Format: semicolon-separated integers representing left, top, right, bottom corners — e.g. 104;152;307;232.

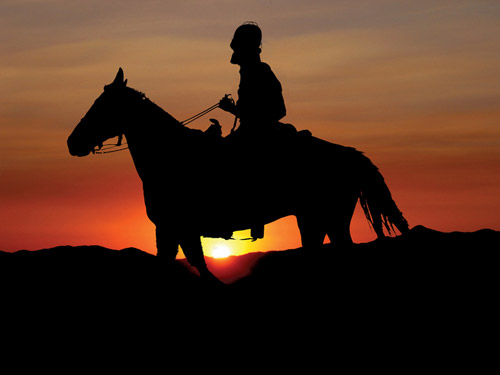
250;225;264;240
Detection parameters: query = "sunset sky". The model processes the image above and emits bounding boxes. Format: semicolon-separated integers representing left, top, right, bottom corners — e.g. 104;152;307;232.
1;0;499;258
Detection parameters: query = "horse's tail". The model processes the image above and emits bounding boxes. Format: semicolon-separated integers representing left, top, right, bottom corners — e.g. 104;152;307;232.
356;152;410;237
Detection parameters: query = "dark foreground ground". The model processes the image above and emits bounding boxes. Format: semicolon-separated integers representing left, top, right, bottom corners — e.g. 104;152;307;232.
1;225;498;366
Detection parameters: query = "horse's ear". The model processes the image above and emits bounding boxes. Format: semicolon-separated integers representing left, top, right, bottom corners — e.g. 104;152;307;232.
112;68;125;86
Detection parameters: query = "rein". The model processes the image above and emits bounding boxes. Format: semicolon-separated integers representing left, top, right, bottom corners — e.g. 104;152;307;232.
94;101;221;155
180;103;219;126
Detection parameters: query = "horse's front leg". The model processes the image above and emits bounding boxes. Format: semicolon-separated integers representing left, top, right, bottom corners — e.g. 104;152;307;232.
155;225;180;263
179;234;222;284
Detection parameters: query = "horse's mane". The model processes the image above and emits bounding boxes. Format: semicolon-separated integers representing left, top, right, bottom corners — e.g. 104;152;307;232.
125;86;183;130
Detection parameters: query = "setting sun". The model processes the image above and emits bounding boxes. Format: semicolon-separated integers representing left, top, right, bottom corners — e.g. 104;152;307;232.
211;245;232;259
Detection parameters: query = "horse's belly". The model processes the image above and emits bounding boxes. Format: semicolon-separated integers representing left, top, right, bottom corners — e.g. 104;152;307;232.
197;190;294;234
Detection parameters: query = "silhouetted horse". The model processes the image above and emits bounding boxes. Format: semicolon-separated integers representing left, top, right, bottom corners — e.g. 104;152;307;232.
68;68;409;280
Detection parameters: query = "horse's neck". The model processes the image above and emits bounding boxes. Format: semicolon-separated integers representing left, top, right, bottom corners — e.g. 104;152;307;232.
122;96;181;182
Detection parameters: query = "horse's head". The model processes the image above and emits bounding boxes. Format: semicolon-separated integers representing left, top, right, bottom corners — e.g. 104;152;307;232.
68;68;130;157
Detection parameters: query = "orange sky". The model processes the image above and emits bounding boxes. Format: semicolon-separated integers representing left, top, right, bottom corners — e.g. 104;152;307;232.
1;1;499;258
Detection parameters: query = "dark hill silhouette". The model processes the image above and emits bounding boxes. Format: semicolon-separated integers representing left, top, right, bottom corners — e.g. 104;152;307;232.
225;225;500;356
0;245;203;313
2;226;498;309
2;226;499;357
233;225;500;306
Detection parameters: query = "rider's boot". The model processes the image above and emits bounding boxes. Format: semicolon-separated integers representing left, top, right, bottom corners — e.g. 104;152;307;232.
251;225;264;241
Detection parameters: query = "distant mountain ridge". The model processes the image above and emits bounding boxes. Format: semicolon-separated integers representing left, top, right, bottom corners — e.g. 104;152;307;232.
2;225;499;285
0;244;265;284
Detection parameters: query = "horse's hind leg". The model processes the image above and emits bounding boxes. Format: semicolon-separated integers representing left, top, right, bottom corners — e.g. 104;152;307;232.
296;215;326;249
327;195;357;247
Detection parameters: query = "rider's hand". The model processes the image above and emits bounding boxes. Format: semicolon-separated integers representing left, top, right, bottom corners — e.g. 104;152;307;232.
206;119;222;137
219;95;236;114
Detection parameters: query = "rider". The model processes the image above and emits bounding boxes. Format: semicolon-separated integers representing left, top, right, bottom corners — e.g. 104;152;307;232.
219;22;287;137
218;22;287;240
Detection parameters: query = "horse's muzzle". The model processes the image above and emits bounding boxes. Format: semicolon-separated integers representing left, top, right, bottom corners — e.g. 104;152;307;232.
67;133;92;157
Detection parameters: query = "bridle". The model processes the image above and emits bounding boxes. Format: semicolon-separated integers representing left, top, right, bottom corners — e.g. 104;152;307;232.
93;99;226;155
